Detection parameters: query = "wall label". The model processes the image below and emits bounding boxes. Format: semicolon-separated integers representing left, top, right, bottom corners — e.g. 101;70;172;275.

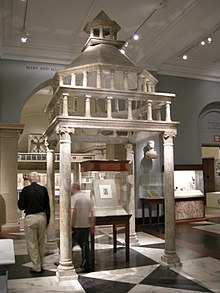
25;65;61;72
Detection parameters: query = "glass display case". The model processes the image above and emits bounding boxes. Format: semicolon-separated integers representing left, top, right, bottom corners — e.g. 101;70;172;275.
174;169;204;197
138;173;164;198
80;160;130;215
174;166;205;221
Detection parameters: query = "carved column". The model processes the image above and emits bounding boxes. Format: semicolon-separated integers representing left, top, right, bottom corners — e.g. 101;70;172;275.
45;139;58;253
56;126;76;280
161;131;181;267
125;143;139;246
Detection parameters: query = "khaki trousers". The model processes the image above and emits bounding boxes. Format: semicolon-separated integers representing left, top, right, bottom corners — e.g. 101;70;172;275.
24;213;46;271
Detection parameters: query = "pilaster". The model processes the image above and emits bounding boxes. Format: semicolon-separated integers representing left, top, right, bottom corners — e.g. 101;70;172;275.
0;123;24;232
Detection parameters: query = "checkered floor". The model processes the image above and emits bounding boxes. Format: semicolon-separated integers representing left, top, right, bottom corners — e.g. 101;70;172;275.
3;213;220;293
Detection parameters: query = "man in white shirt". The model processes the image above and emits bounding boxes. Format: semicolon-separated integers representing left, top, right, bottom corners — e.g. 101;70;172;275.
71;182;95;272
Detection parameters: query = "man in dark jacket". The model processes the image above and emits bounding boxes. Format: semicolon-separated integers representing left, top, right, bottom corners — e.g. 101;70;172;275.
18;171;50;274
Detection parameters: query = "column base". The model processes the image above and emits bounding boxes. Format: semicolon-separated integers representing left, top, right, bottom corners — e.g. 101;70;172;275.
0;223;20;233
160;251;182;268
56;265;77;281
129;233;140;246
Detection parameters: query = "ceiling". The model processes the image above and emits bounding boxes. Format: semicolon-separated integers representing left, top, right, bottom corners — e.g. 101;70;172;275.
1;0;220;82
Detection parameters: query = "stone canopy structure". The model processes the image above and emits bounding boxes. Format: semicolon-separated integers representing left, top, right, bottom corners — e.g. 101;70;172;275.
44;10;180;280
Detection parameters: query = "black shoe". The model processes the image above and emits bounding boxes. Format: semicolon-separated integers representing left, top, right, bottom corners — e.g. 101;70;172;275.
83;267;94;273
29;268;43;274
80;260;86;269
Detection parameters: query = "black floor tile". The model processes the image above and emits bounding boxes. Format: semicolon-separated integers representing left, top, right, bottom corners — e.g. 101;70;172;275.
140;265;212;292
79;276;135;293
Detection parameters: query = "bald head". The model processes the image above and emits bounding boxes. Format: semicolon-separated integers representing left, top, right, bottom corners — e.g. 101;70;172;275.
28;172;40;183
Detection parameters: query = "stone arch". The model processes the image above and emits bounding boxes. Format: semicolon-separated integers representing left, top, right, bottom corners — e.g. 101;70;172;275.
198;102;220;146
18;79;53;152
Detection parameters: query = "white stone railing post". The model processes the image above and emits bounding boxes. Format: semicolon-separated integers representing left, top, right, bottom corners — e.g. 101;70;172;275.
143;79;147;92
62;94;69;116
156;108;161;121
124;71;128;90
165;101;172;122
99;25;103;38
137;73;142;91
147;100;153;120
83;71;88;87
115;99;119;112
97;69;102;88
127;99;133;119
110;69;115;89
70;73;76;87
106;96;113;118
85;95;91;118
59;75;64;86
89;27;94;37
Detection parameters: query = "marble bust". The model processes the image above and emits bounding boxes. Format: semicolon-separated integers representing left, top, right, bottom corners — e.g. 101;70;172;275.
145;140;158;159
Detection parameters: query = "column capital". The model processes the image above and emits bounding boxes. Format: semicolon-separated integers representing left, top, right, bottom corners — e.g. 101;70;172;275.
56;126;74;142
163;130;177;142
45;138;58;150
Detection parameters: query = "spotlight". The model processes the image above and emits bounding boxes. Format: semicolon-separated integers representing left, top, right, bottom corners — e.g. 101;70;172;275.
133;34;139;40
182;54;188;60
207;37;212;43
200;40;205;46
20;31;28;43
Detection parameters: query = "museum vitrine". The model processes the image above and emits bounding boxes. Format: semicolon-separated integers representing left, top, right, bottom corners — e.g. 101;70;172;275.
80;160;130;215
174;165;205;221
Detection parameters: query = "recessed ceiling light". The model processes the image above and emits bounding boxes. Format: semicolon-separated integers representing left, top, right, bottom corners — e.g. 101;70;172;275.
133;34;139;40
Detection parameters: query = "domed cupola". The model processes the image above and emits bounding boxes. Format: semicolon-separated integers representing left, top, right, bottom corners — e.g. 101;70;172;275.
82;10;125;50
